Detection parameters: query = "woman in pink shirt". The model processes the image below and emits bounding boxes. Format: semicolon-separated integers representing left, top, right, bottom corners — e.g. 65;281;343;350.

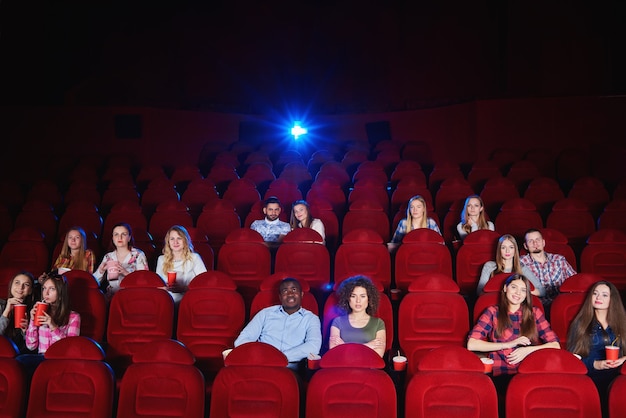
25;272;81;354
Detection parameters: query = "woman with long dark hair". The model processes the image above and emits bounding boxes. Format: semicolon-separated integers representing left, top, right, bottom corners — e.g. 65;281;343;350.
0;271;37;353
567;280;626;415
468;274;559;413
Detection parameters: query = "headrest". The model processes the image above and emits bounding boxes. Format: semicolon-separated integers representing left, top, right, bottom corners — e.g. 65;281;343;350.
188;271;237;290
9;227;44;242
559;273;605;293
417;345;484;372
407;273;459;293
64;269;99;289
225;228;266;244
319;343;385;369
132;339;195;365
586;229;626;245
120;270;164;288
225;342;288;367
155;200;189;212
44;336;105;360
259;273;311;292
348;199;384;212
462;229;499;245
333;278;384;293
283;228;324;243
539;228;568;244
500;198;537;211
551;198;590;212
402;228;445;244
342;229;384;244
517;349;587;374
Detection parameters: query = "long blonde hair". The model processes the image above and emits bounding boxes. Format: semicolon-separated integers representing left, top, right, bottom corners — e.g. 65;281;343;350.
403;195;428;233
161;225;195;275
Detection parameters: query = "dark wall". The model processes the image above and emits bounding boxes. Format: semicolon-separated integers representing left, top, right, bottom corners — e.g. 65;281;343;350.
1;1;624;112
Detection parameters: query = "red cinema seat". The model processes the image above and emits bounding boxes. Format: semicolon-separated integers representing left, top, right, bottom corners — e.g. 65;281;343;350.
216;228;271;314
26;337;114;418
549;272;602;348
0;336;25;418
105;287;175;377
334;229;391;290
116;339;205;418
274;228;331;292
399;275;469;379
580;229;626;290
222;178;262;222
506;349;601;418
406;345;498;418
210;342;299;418
454;229;500;295
393;228;452;291
176;273;246;383
306;343;396;418
609;366;626;418
196;199;242;256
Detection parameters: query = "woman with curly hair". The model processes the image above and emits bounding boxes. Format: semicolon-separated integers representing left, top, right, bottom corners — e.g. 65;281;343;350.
567;281;626;415
329;275;386;357
156;225;207;304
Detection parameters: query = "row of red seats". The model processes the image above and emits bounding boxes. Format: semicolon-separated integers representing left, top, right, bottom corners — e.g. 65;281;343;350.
1;319;617;417
2;223;626;308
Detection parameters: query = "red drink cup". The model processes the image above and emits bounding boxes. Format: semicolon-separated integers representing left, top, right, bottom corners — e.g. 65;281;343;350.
167;271;177;286
307;354;322;370
393;355;407;371
13;304;26;328
606;345;620;361
34;302;48;326
481;357;494;373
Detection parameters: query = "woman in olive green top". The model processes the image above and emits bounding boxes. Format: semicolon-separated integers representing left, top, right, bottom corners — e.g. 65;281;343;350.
329;275;386;357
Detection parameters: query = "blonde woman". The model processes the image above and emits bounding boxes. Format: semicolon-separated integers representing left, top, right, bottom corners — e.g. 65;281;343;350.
388;195;440;251
155;225;207;304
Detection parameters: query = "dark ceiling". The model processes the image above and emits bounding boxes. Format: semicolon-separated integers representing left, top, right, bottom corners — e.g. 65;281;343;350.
1;1;625;114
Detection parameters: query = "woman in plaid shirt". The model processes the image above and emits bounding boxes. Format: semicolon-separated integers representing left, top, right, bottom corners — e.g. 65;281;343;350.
468;274;560;413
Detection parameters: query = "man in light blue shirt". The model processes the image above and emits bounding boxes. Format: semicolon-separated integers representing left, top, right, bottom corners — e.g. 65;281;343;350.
250;196;292;245
234;278;322;368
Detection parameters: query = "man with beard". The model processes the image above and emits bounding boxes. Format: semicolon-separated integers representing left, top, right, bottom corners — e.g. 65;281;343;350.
521;228;577;313
250;196;291;245
234;278;322;371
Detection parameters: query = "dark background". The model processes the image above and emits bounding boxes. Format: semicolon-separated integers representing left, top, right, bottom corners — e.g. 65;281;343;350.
2;1;625;113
